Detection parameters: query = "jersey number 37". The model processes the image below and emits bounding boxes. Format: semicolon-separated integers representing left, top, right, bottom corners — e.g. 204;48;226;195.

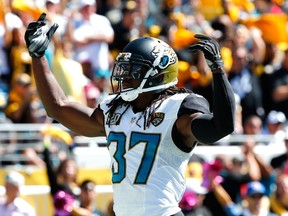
107;131;161;184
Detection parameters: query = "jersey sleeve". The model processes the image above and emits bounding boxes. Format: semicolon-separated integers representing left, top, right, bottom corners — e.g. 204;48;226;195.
99;94;117;112
177;93;211;117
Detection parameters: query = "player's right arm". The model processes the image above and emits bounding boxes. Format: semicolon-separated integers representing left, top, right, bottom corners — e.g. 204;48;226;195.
25;13;105;137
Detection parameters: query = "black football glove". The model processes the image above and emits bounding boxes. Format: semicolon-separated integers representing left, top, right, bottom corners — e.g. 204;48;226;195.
24;13;58;58
189;34;224;71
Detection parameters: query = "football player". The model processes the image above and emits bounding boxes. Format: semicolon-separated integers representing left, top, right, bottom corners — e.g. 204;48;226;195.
24;13;235;216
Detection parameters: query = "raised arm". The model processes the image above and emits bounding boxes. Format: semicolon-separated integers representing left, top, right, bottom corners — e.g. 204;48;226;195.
176;34;235;147
192;35;235;143
24;13;105;137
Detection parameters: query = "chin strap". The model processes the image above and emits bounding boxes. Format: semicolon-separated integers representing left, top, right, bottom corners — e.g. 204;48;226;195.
120;79;178;101
120;69;153;101
120;88;141;101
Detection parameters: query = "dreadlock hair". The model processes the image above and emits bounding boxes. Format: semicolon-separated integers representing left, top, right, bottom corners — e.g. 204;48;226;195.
106;86;193;129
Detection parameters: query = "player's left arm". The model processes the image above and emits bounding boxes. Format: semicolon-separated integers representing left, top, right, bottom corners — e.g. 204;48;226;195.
175;34;235;148
191;70;235;144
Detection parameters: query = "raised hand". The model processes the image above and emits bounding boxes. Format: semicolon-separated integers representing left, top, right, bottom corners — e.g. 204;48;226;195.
24;13;58;58
190;34;224;71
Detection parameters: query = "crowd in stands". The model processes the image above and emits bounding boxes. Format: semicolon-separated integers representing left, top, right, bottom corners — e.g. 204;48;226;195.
1;0;288;130
182;130;288;216
0;0;288;127
1;0;288;215
0;171;36;215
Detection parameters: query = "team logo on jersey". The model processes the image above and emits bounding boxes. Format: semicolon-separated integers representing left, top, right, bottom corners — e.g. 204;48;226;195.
107;113;121;125
150;112;165;127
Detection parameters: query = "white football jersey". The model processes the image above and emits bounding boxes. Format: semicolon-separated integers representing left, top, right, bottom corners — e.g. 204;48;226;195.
100;93;195;216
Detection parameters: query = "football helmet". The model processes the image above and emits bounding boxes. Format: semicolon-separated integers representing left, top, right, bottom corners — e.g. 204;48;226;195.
111;37;179;101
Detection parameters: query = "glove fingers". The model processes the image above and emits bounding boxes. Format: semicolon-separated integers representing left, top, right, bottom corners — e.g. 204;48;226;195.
26;13;47;31
194;34;219;49
189;42;205;52
26;21;46;32
28;27;43;41
46;23;59;40
189;46;200;53
25;12;58;58
37;13;47;22
194;34;211;41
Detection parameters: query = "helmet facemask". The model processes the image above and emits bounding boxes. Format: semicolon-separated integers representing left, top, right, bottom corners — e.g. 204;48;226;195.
111;62;165;102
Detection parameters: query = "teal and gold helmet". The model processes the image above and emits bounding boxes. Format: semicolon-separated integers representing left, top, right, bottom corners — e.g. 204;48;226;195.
111;37;178;101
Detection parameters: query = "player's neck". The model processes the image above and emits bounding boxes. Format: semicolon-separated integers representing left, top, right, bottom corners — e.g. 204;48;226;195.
131;93;159;113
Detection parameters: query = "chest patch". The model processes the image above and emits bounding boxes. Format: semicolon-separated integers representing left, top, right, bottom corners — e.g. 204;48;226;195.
107;113;121;125
150;112;165;127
